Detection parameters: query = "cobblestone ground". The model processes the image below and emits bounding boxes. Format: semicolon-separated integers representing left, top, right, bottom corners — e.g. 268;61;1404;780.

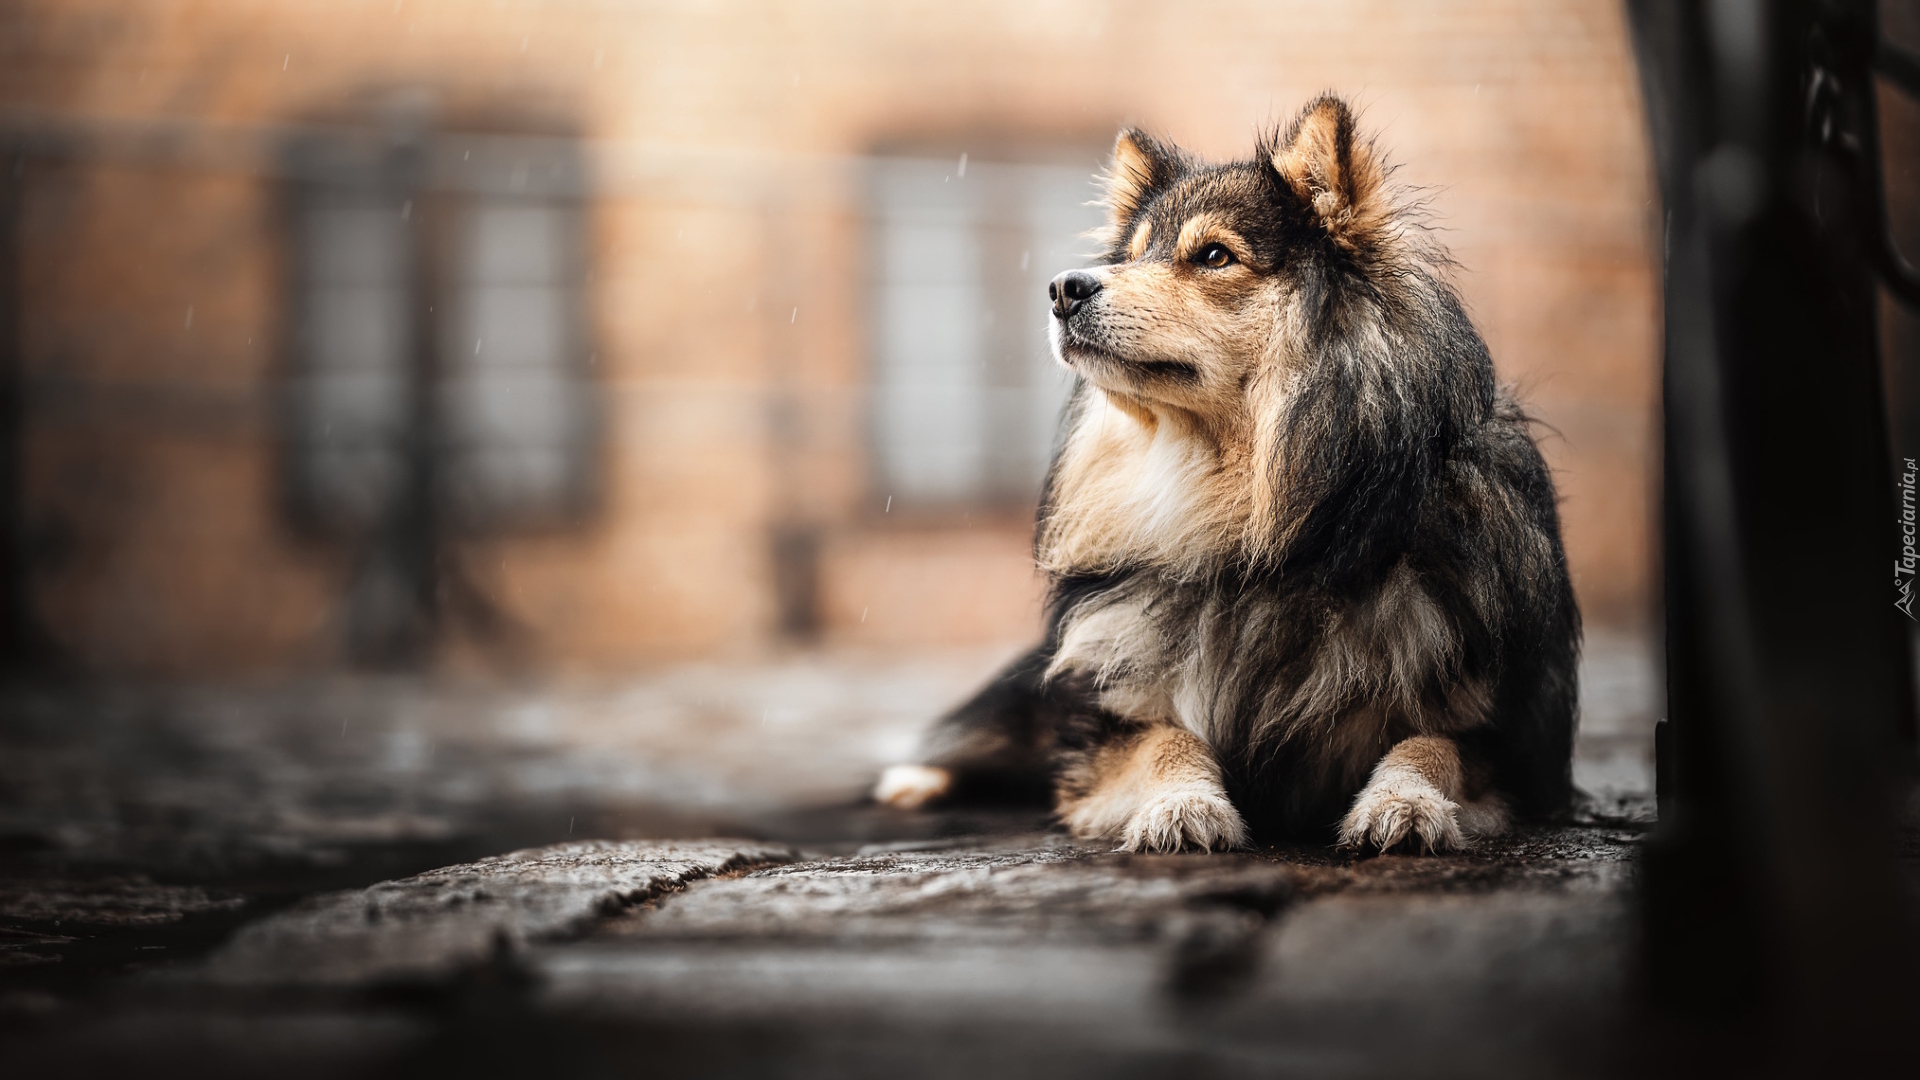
0;635;1661;1077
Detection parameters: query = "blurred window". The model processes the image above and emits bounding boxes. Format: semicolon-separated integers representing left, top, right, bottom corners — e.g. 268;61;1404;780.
439;196;594;525
292;184;417;531
286;136;595;536
868;156;1102;508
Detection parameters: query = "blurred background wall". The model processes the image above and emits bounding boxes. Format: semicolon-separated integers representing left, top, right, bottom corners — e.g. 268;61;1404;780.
0;0;1660;676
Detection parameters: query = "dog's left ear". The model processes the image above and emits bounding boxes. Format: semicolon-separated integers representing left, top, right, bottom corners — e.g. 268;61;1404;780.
1268;95;1388;249
1095;129;1180;257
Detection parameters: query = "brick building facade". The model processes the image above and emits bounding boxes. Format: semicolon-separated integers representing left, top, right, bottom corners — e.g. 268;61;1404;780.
0;0;1660;674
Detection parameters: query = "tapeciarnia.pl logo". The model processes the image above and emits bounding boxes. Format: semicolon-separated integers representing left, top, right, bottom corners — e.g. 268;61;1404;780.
1899;457;1917;620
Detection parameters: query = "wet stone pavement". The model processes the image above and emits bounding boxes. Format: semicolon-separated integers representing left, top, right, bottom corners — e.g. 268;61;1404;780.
0;638;1667;1077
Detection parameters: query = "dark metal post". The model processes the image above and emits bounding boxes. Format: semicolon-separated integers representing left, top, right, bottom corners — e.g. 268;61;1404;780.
1628;0;1917;1067
0;145;32;674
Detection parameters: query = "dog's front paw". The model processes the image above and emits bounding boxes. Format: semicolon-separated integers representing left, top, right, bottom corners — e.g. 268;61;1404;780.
1338;768;1464;854
1119;785;1249;853
872;764;953;810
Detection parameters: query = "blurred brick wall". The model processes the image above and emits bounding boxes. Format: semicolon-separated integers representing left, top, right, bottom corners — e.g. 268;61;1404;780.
0;0;1659;674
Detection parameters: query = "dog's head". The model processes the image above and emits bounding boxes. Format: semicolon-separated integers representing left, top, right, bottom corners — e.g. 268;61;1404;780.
1042;95;1489;579
1048;94;1401;428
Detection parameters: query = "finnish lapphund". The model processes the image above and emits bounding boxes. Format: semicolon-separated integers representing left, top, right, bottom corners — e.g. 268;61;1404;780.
875;94;1580;854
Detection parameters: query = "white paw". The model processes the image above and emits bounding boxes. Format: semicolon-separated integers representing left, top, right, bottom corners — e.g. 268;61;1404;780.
1338;767;1465;853
872;764;953;810
1117;785;1249;853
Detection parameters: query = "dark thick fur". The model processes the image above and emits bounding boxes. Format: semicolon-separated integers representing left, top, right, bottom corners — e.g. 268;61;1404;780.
875;95;1579;852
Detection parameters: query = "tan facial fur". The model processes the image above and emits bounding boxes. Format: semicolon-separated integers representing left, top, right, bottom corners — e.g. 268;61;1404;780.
1040;258;1298;576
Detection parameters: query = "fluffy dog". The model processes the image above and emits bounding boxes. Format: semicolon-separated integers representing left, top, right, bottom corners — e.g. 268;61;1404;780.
874;94;1580;854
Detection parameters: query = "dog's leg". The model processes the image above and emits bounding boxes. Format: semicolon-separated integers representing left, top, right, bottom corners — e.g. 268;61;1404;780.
875;644;1058;809
872;763;955;809
1338;735;1508;853
1057;723;1247;853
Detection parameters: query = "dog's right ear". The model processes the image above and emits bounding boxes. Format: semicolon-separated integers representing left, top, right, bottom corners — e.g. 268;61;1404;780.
1095;129;1178;257
1266;94;1389;252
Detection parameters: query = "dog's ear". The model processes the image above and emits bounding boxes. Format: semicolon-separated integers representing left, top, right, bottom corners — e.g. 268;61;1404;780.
1245;286;1492;585
1246;321;1440;584
1095;129;1179;257
1267;95;1389;250
1108;129;1177;223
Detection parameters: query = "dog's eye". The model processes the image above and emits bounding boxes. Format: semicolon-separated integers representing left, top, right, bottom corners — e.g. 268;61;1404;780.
1198;243;1234;269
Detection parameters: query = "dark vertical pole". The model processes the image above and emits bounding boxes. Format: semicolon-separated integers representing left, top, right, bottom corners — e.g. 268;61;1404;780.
1881;15;1920;713
763;197;822;642
1884;19;1920;549
0;146;23;673
1628;0;1917;1068
340;130;437;668
397;134;441;665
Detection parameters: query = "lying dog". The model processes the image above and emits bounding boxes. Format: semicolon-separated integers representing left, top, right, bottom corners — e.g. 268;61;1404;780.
874;94;1580;854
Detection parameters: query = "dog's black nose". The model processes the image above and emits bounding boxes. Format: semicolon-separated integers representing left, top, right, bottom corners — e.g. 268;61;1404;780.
1048;270;1101;319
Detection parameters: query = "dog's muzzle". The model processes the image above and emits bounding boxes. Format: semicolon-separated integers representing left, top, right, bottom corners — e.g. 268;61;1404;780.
1049;270;1101;320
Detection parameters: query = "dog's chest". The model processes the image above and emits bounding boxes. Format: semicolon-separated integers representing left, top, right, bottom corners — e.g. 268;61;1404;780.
1039;399;1250;575
1051;582;1297;746
1051;561;1479;757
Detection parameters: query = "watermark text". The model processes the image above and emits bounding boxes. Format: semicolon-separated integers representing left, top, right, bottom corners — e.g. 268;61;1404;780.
1899;457;1916;619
